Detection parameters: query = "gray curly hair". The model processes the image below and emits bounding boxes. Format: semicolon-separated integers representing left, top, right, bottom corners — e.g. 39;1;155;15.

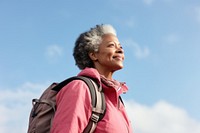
73;24;117;70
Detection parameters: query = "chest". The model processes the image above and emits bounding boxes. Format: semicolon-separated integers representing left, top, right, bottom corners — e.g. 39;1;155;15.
94;96;130;133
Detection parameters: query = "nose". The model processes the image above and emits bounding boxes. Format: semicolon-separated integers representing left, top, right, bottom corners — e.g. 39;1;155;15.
116;45;124;54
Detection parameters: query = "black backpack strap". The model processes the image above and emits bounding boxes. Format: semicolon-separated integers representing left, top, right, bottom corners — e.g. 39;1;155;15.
52;76;106;133
119;96;124;106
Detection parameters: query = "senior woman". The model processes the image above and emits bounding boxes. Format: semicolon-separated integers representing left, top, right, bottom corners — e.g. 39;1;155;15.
51;24;133;133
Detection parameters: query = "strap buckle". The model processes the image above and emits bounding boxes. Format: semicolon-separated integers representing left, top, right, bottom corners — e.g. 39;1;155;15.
91;113;100;123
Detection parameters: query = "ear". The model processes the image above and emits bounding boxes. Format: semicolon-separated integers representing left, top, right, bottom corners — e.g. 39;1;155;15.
89;52;98;61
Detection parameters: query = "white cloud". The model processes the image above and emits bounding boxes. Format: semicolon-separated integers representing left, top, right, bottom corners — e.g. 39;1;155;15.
1;82;200;133
45;45;63;62
125;100;200;133
143;0;155;5
0;82;49;133
164;33;180;44
124;18;136;28
123;39;150;59
143;0;174;5
194;6;200;23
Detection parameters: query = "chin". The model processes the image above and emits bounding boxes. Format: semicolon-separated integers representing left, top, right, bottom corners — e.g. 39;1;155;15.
114;65;124;71
118;63;124;69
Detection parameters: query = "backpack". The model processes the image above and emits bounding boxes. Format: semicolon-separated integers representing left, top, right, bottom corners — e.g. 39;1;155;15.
27;76;106;133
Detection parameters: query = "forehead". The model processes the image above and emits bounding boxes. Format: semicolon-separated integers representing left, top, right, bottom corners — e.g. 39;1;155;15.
101;34;119;44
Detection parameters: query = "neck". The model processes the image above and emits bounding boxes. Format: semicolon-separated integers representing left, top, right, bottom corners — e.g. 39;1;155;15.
95;68;114;80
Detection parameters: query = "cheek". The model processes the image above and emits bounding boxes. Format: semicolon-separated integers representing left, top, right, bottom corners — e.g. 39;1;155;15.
99;51;112;58
105;53;114;61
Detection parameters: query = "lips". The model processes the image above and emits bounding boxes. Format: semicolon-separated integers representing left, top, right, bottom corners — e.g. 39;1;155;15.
113;55;124;61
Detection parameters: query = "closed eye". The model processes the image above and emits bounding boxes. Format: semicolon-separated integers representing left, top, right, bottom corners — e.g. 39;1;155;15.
108;43;115;47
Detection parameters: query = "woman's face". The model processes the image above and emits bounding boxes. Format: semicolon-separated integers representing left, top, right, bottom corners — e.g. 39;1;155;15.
92;34;124;72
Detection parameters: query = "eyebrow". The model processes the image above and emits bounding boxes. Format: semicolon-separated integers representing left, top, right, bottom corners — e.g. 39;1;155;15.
107;41;121;45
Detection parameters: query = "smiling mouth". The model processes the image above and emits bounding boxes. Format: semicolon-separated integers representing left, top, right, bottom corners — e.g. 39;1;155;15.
113;56;124;61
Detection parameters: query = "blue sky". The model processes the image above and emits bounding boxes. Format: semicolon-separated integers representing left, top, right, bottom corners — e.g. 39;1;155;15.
0;0;200;133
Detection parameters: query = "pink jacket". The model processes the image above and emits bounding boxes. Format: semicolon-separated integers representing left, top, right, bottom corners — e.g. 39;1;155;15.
51;68;133;133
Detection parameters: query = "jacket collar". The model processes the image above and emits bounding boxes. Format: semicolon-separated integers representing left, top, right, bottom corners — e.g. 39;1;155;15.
78;67;128;95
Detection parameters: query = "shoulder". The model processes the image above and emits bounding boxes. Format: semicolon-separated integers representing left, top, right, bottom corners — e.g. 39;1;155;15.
56;79;91;102
78;68;101;82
